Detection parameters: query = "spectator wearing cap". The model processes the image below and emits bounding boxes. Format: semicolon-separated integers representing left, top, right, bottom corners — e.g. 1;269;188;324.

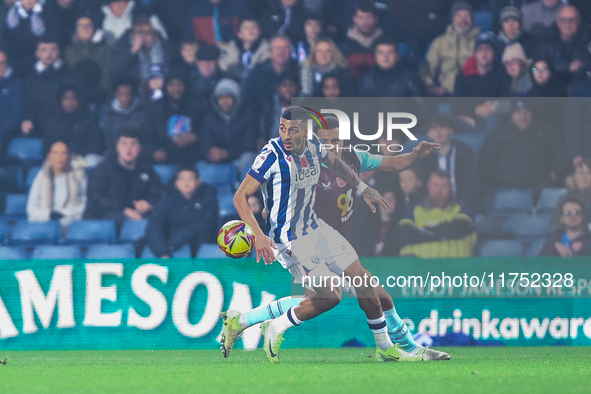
0;50;24;149
217;17;271;80
144;62;166;101
108;16;172;85
202;78;258;175
100;0;167;43
537;4;591;85
144;70;201;165
27;141;87;231
420;0;481;96
185;0;245;45
502;42;533;95
497;6;538;57
540;197;591;257
522;0;563;34
260;0;306;44
100;79;145;150
2;0;57;78
242;35;299;110
301;36;351;96
419;114;481;209
260;72;300;142
358;37;425;97
85;127;162;226
339;0;383;82
147;167;218;258
190;44;225;117
478;100;569;193
21;36;82;137
65;14;112;90
454;31;511;97
296;12;322;64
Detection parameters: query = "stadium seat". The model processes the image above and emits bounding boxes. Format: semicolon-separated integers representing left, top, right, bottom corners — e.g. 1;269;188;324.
196;162;237;192
218;192;238;220
503;213;551;241
0;246;26;260
141;244;191;259
452;134;486;159
196;243;231;259
153;164;176;186
25;166;41;189
1;194;28;220
85;244;136;259
9;220;61;246
525;238;546;257
474;214;507;239
479;239;524;257
32;245;81;260
534;188;567;214
489;188;533;215
0;221;8;245
64;220;117;244
7;138;43;164
119;219;148;244
473;11;493;32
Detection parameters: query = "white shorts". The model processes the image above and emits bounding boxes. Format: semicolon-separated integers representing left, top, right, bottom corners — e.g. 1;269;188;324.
273;219;359;289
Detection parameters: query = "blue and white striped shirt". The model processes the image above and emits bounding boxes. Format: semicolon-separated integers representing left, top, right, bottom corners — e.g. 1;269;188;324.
247;136;329;245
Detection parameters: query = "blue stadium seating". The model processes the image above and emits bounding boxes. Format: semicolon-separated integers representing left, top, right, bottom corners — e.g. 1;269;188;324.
534;188;567;214
141;244;191;259
196;243;231;259
119;219;148;244
218;192;238;219
25;166;41;189
196;162;237;192
479;239;524;257
0;246;26;260
525;238;546;257
32;245;81;260
7;138;43;164
474;214;507;239
64;220;117;244
1;194;28;220
489;188;533;215
153;164;176;185
0;221;8;245
503;213;551;241
473;11;493;32
85;244;136;259
9;220;61;246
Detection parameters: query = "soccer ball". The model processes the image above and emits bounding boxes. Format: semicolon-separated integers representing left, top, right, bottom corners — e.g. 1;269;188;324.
217;220;255;258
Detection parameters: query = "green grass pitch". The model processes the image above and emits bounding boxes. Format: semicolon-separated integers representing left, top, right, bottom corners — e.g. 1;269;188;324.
1;348;589;393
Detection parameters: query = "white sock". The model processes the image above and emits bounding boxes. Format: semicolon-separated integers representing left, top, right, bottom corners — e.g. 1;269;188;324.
367;315;394;350
239;313;248;328
271;307;302;334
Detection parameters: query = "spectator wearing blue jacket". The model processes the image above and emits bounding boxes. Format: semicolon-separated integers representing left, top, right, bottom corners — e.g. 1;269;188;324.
147;167;218;258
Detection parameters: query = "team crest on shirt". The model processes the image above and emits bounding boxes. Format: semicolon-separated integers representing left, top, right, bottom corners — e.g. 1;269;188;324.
336;177;346;187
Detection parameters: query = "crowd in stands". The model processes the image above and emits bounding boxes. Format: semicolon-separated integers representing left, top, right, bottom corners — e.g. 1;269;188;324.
1;0;591;259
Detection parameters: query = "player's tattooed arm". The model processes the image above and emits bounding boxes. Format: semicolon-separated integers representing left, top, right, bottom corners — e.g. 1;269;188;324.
234;174;277;264
325;151;390;213
379;141;440;171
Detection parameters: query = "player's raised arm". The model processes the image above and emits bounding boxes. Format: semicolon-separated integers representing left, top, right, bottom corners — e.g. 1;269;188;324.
233;175;277;265
378;141;440;172
323;150;390;214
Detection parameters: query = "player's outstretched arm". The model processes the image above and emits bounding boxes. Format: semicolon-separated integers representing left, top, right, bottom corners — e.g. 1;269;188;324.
379;141;440;172
233;174;277;265
324;151;390;213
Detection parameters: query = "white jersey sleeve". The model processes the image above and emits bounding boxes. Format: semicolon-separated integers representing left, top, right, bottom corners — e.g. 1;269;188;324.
247;146;279;184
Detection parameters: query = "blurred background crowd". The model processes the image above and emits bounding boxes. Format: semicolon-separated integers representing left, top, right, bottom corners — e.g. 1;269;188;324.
0;0;590;260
